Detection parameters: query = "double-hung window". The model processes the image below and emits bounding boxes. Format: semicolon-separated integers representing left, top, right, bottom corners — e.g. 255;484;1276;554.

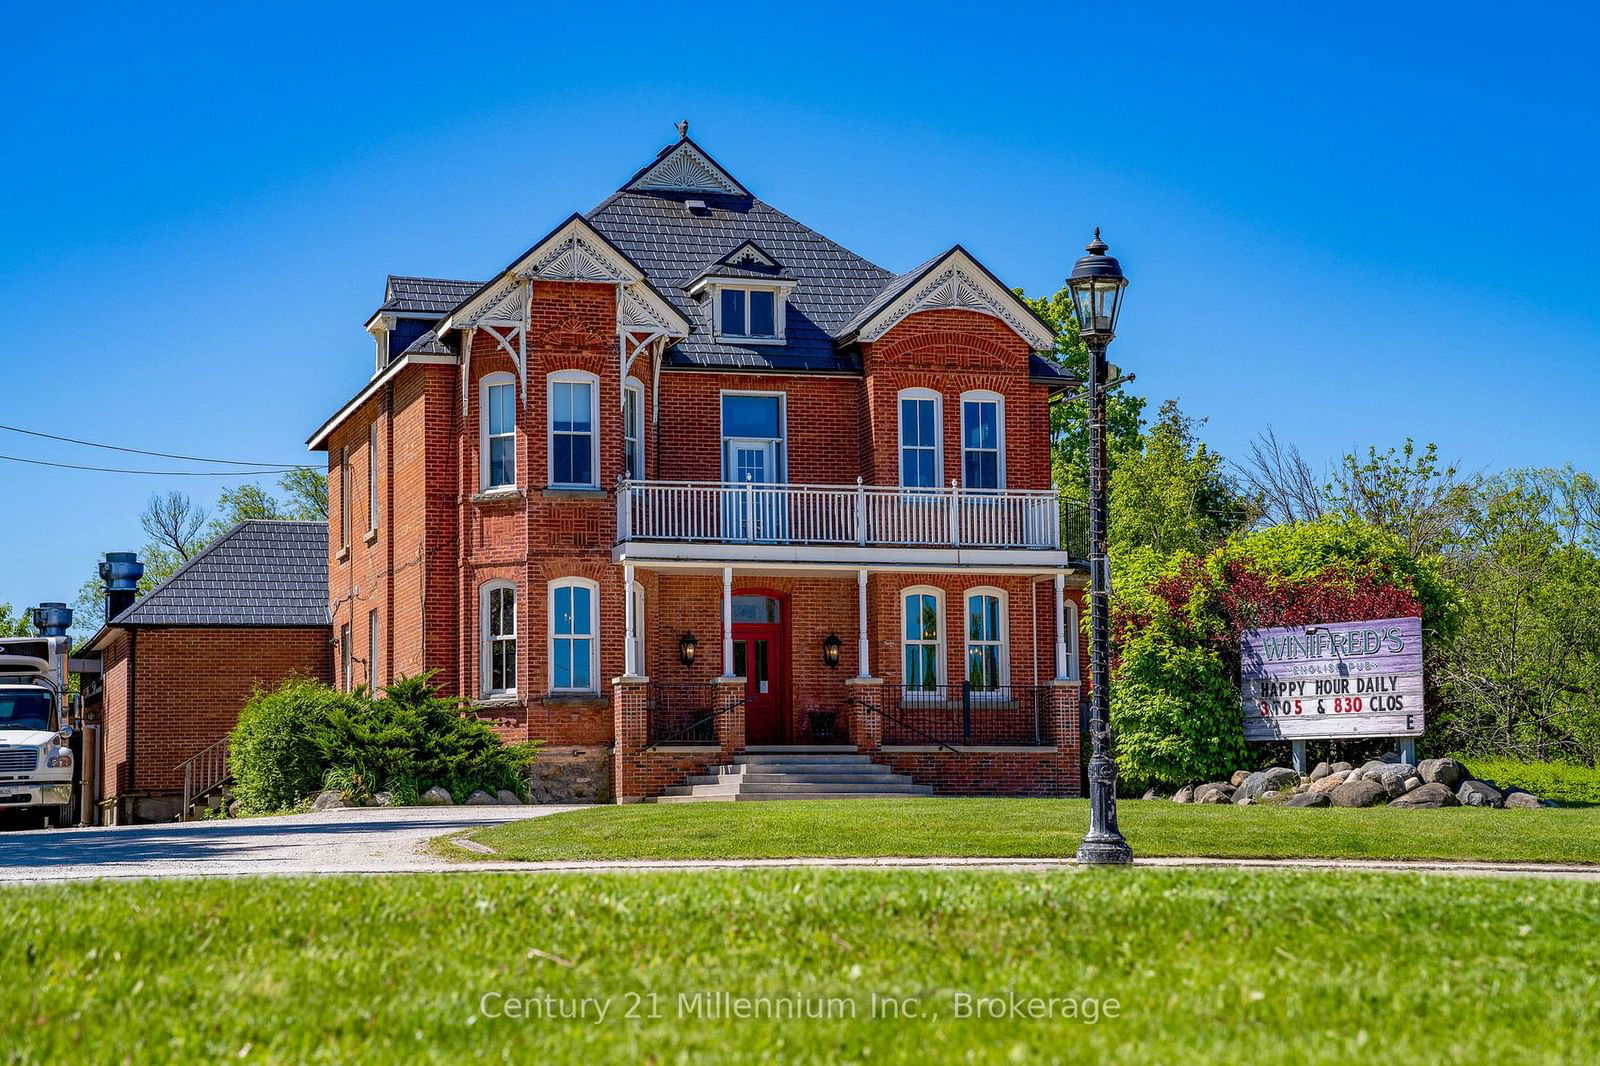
719;287;778;340
623;379;644;481
965;589;1007;691
549;578;598;693
481;373;516;491
961;392;1004;490
548;371;598;488
902;587;944;692
481;582;516;697
367;423;379;532
898;389;941;488
367;608;380;688
339;622;352;691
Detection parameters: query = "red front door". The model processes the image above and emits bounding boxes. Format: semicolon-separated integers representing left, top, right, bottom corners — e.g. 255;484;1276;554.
732;621;786;744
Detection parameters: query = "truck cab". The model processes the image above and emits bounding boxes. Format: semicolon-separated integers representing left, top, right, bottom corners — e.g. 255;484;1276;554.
0;636;77;827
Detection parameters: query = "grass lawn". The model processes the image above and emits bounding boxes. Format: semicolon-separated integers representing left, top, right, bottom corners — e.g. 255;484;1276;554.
451;799;1600;864
5;869;1597;1063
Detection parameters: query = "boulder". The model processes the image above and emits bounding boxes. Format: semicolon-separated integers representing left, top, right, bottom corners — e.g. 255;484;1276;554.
1234;766;1301;803
1360;760;1415;781
496;789;524;806
1457;780;1504;808
1230;770;1252;787
1309;771;1350;795
1196;782;1235;804
1417;758;1467;788
1172;784;1196;804
312;789;348;811
1310;761;1333;782
464;790;499;806
1286;791;1333;808
371;791;396;807
1503;790;1551;810
1329;761;1354;775
1403;776;1423;793
1388;782;1460;808
1367;772;1409;800
420;786;454;806
227;799;242;818
1330;777;1389;808
1142;788;1164;801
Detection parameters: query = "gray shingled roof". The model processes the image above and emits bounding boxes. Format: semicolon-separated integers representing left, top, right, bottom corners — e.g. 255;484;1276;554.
381;276;482;315
587;190;893;373
110;521;329;627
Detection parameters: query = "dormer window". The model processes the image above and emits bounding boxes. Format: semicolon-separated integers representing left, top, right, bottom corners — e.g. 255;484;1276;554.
720;287;778;340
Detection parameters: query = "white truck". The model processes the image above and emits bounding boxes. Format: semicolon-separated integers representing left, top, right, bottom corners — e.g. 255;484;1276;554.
0;634;78;828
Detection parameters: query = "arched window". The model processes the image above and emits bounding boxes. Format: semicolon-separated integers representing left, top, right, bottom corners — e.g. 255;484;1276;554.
960;389;1005;490
548;370;600;489
479;372;517;491
964;587;1008;690
479;580;517;697
897;387;942;488
549;577;599;693
901;586;945;692
1064;599;1080;680
623;376;645;481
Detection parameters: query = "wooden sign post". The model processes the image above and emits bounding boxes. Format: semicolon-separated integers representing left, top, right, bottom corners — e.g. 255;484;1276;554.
1240;616;1425;772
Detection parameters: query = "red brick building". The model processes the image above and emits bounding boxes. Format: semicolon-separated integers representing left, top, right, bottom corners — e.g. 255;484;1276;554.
82;521;331;822
308;130;1088;802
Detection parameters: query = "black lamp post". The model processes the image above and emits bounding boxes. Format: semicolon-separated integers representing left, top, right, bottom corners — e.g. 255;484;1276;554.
1068;229;1134;866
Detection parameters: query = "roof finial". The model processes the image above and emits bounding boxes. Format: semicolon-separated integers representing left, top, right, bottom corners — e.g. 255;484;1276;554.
1085;227;1108;255
675;119;689;141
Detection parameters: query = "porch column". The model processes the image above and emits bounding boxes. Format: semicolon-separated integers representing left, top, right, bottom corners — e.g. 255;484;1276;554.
623;563;637;677
1053;572;1069;681
721;566;734;677
856;569;870;679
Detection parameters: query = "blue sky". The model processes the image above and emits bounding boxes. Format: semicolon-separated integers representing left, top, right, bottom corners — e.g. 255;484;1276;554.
2;1;1596;616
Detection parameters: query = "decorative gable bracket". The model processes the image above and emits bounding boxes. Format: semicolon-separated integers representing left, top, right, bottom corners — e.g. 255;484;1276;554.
851;248;1056;352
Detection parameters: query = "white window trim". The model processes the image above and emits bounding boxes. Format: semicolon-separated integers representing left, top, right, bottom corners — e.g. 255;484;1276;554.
339;622;352;691
479;372;517;492
1063;599;1080;681
959;390;1006;490
547;370;601;489
719;390;788;483
367;423;379;532
548;577;600;694
623;376;645;481
479;580;518;698
963;586;1010;690
367;607;380;688
710;282;790;345
901;585;946;693
896;387;944;489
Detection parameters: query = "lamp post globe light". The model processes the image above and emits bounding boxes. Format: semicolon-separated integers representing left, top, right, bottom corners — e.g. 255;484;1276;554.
1068;229;1134;866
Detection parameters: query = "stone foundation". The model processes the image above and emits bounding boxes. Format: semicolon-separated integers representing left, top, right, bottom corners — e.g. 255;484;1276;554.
527;746;614;804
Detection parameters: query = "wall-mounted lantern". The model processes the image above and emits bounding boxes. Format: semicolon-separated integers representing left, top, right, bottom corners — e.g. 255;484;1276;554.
821;632;842;670
678;632;698;667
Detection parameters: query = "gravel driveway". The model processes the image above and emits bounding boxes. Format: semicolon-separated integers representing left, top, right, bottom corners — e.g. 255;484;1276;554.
0;806;585;883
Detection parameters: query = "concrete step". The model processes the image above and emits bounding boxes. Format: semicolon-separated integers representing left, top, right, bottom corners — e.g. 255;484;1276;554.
737;780;928;794
684;771;898;786
734;753;875;766
742;745;859;754
717;762;893;776
653;791;933;803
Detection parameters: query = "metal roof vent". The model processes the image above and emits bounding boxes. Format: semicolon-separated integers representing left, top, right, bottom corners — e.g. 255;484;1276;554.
100;552;145;622
31;602;73;637
685;199;709;215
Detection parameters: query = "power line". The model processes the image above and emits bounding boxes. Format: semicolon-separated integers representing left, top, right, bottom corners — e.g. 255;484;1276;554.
0;422;306;469
0;453;304;477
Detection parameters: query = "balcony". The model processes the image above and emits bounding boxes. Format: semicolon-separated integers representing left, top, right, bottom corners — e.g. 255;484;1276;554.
615;480;1082;569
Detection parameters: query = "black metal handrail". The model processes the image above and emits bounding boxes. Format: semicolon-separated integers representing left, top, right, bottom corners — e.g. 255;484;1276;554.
881;683;1052;747
846;694;961;754
644;682;748;750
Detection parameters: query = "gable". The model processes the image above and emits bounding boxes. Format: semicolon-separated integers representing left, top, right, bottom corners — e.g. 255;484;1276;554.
844;247;1056;352
623;137;749;197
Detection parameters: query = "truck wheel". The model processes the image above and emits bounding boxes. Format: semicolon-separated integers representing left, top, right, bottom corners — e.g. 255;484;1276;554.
46;805;73;829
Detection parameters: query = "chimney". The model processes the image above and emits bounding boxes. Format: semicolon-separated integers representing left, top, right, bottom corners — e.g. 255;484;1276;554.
99;552;145;622
31;602;73;637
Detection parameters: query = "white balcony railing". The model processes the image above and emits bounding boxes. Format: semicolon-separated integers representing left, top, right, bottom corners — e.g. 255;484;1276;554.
617;479;1065;551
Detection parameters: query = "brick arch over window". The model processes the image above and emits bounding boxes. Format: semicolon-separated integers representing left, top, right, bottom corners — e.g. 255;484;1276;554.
867;310;1032;374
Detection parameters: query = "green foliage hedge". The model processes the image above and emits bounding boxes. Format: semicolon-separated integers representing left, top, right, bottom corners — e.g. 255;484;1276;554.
229;675;539;814
1455;755;1600;806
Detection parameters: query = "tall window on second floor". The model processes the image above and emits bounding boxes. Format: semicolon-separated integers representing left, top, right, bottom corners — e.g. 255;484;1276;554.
898;388;941;488
367;423;379;532
480;581;516;697
480;373;516;491
961;391;1005;490
549;371;599;489
623;378;645;481
549;578;598;693
339;446;351;548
